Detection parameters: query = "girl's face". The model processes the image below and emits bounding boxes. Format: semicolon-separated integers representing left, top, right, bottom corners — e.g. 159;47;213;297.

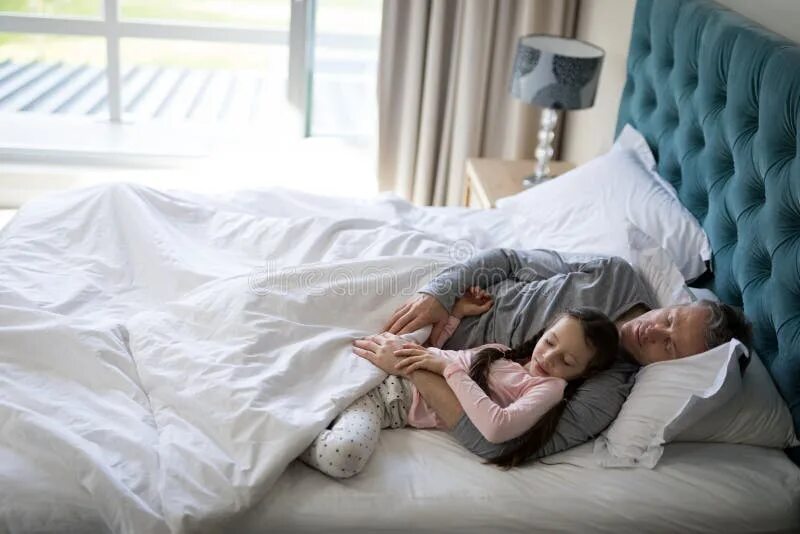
529;316;596;380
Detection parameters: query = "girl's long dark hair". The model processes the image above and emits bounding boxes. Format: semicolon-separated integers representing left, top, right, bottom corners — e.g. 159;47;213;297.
468;307;619;468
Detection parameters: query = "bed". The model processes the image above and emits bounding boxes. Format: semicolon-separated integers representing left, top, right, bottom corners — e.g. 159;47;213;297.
0;0;799;532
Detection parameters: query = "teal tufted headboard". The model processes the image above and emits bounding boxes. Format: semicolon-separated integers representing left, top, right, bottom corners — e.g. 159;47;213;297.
616;0;800;463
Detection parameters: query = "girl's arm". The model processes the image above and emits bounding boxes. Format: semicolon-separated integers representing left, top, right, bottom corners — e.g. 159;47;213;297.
403;370;465;429
443;362;567;443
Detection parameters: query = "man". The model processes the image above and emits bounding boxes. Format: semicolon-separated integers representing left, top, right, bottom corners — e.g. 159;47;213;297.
355;248;751;459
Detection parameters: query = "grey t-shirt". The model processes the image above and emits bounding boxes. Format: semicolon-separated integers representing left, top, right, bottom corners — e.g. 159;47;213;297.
418;248;656;460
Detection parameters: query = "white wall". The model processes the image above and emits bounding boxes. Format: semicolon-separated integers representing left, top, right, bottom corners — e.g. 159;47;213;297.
560;0;635;165
714;0;800;43
560;0;800;165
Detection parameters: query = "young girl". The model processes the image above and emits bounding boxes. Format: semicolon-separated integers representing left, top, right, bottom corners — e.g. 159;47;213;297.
300;287;618;476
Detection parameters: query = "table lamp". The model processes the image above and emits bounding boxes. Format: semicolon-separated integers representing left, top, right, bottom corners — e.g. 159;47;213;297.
510;34;604;187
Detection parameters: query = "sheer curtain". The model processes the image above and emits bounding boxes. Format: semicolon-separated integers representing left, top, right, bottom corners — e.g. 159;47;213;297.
377;0;578;206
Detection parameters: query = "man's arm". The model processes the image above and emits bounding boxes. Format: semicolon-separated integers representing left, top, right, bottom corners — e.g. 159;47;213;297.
417;248;593;315
405;370;464;430
386;249;597;338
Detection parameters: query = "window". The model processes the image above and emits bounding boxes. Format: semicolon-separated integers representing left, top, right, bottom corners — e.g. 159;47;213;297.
0;1;381;164
311;0;380;140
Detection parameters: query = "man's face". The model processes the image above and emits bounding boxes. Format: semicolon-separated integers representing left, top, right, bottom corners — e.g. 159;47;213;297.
619;304;711;365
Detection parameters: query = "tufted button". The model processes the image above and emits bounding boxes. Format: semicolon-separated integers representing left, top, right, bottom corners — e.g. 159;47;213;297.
778;145;796;162
688;181;709;222
786;118;797;139
709;146;735;181
788;126;798;159
665;111;679;128
715;90;728;110
665;162;682;187
642;88;657;111
761;259;772;279
692;128;706;148
754;243;772;276
715;168;735;190
732;124;757;152
753;173;767;203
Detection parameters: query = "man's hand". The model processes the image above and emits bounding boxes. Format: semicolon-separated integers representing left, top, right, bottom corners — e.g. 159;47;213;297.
352;332;406;375
383;293;450;342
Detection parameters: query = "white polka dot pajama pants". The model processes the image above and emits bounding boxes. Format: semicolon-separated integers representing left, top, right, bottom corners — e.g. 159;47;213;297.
299;375;412;478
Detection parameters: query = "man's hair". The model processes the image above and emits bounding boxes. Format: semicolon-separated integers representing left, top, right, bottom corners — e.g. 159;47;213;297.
696;299;753;350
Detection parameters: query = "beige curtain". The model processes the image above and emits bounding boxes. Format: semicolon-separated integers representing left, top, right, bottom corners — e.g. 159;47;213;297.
377;0;578;206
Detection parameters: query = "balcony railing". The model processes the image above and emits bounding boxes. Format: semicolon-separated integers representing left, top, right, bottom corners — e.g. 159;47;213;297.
0;56;375;137
0;3;379;138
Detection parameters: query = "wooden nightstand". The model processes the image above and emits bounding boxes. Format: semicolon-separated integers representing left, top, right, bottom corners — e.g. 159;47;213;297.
463;159;575;208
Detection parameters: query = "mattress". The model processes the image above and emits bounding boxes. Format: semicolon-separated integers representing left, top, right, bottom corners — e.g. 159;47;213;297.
235;431;800;533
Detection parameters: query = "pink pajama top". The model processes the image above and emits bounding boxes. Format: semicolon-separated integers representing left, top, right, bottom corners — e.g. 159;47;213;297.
405;317;567;443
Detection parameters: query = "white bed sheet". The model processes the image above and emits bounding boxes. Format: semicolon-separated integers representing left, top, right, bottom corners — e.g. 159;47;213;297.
235;431;800;533
0;184;798;533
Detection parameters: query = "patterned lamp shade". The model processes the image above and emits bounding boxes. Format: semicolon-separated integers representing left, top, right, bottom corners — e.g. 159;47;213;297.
510;35;604;110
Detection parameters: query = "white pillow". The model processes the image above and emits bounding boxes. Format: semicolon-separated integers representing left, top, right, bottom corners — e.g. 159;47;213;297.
496;124;711;281
625;223;693;307
593;339;747;468
683;286;719;303
675;287;799;448
674;354;799;447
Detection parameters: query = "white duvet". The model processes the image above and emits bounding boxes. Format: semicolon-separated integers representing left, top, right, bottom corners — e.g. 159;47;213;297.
0;183;601;533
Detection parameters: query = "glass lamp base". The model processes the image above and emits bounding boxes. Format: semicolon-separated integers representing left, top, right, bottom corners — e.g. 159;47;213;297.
522;173;553;188
527;107;559;188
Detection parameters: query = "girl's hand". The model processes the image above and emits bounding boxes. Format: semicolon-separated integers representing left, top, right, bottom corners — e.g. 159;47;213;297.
393;343;449;375
352;333;405;375
452;286;493;319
